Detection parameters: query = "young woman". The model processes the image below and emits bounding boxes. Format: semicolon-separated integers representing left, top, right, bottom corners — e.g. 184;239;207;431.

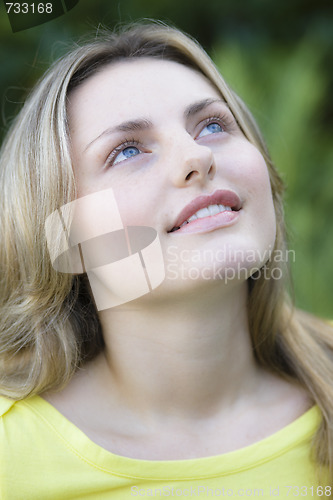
0;22;332;499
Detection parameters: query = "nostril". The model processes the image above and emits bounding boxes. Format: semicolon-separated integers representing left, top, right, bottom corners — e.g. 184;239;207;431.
185;170;195;181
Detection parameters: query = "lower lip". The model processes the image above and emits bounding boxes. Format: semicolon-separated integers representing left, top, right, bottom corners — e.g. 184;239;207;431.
171;210;241;235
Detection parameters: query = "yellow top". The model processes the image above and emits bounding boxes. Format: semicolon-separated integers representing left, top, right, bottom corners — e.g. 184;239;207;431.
0;395;329;499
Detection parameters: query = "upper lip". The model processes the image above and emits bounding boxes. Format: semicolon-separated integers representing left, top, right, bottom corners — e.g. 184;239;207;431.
168;189;242;232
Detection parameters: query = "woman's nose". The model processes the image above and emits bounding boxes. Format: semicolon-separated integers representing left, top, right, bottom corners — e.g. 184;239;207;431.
168;135;217;187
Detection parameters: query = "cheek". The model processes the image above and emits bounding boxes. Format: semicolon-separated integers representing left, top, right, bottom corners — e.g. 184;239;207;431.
251;157;273;195
235;146;272;192
233;146;274;210
74;168;151;228
249;151;275;212
251;163;277;247
233;145;276;239
111;184;152;228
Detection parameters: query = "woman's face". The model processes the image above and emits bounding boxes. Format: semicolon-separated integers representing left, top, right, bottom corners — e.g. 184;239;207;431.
68;58;276;302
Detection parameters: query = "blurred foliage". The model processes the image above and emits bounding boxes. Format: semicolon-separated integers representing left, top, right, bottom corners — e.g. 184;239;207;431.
0;0;332;317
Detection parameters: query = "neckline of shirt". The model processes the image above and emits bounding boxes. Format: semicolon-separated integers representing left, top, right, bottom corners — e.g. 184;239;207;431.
21;395;320;480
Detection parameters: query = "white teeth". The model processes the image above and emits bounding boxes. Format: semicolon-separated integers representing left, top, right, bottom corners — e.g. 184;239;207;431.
174;203;233;231
195;207;211;218
187;204;232;223
209;204;221;216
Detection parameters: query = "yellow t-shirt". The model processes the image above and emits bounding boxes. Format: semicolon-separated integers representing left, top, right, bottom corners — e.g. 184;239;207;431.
0;395;330;499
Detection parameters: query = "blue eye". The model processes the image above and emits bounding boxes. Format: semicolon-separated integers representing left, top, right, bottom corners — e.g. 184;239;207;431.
198;122;223;138
114;145;141;165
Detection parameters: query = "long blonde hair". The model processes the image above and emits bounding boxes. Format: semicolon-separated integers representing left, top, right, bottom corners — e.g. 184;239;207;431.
0;21;332;481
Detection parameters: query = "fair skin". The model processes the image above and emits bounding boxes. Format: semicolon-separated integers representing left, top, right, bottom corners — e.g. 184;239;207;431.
43;58;311;460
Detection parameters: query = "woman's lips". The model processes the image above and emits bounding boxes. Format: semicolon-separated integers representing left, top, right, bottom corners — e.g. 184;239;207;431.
169;209;241;234
168;189;242;234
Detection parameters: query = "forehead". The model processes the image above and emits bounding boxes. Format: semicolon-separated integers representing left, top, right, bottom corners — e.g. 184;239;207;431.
68;58;222;135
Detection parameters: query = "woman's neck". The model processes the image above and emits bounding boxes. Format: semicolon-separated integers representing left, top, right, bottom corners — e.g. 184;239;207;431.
42;280;312;460
95;280;262;422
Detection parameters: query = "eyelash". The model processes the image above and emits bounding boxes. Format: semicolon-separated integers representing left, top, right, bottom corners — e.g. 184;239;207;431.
105;138;140;167
198;113;236;136
105;112;235;167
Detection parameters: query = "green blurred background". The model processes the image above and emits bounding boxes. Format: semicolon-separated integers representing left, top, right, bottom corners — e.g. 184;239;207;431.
0;0;332;318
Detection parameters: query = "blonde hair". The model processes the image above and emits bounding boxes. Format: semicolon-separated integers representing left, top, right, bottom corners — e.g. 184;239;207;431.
0;21;332;482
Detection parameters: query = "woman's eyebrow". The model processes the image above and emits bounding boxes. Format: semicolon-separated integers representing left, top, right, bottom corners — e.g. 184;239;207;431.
84;98;226;153
84;118;153;152
184;98;227;119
